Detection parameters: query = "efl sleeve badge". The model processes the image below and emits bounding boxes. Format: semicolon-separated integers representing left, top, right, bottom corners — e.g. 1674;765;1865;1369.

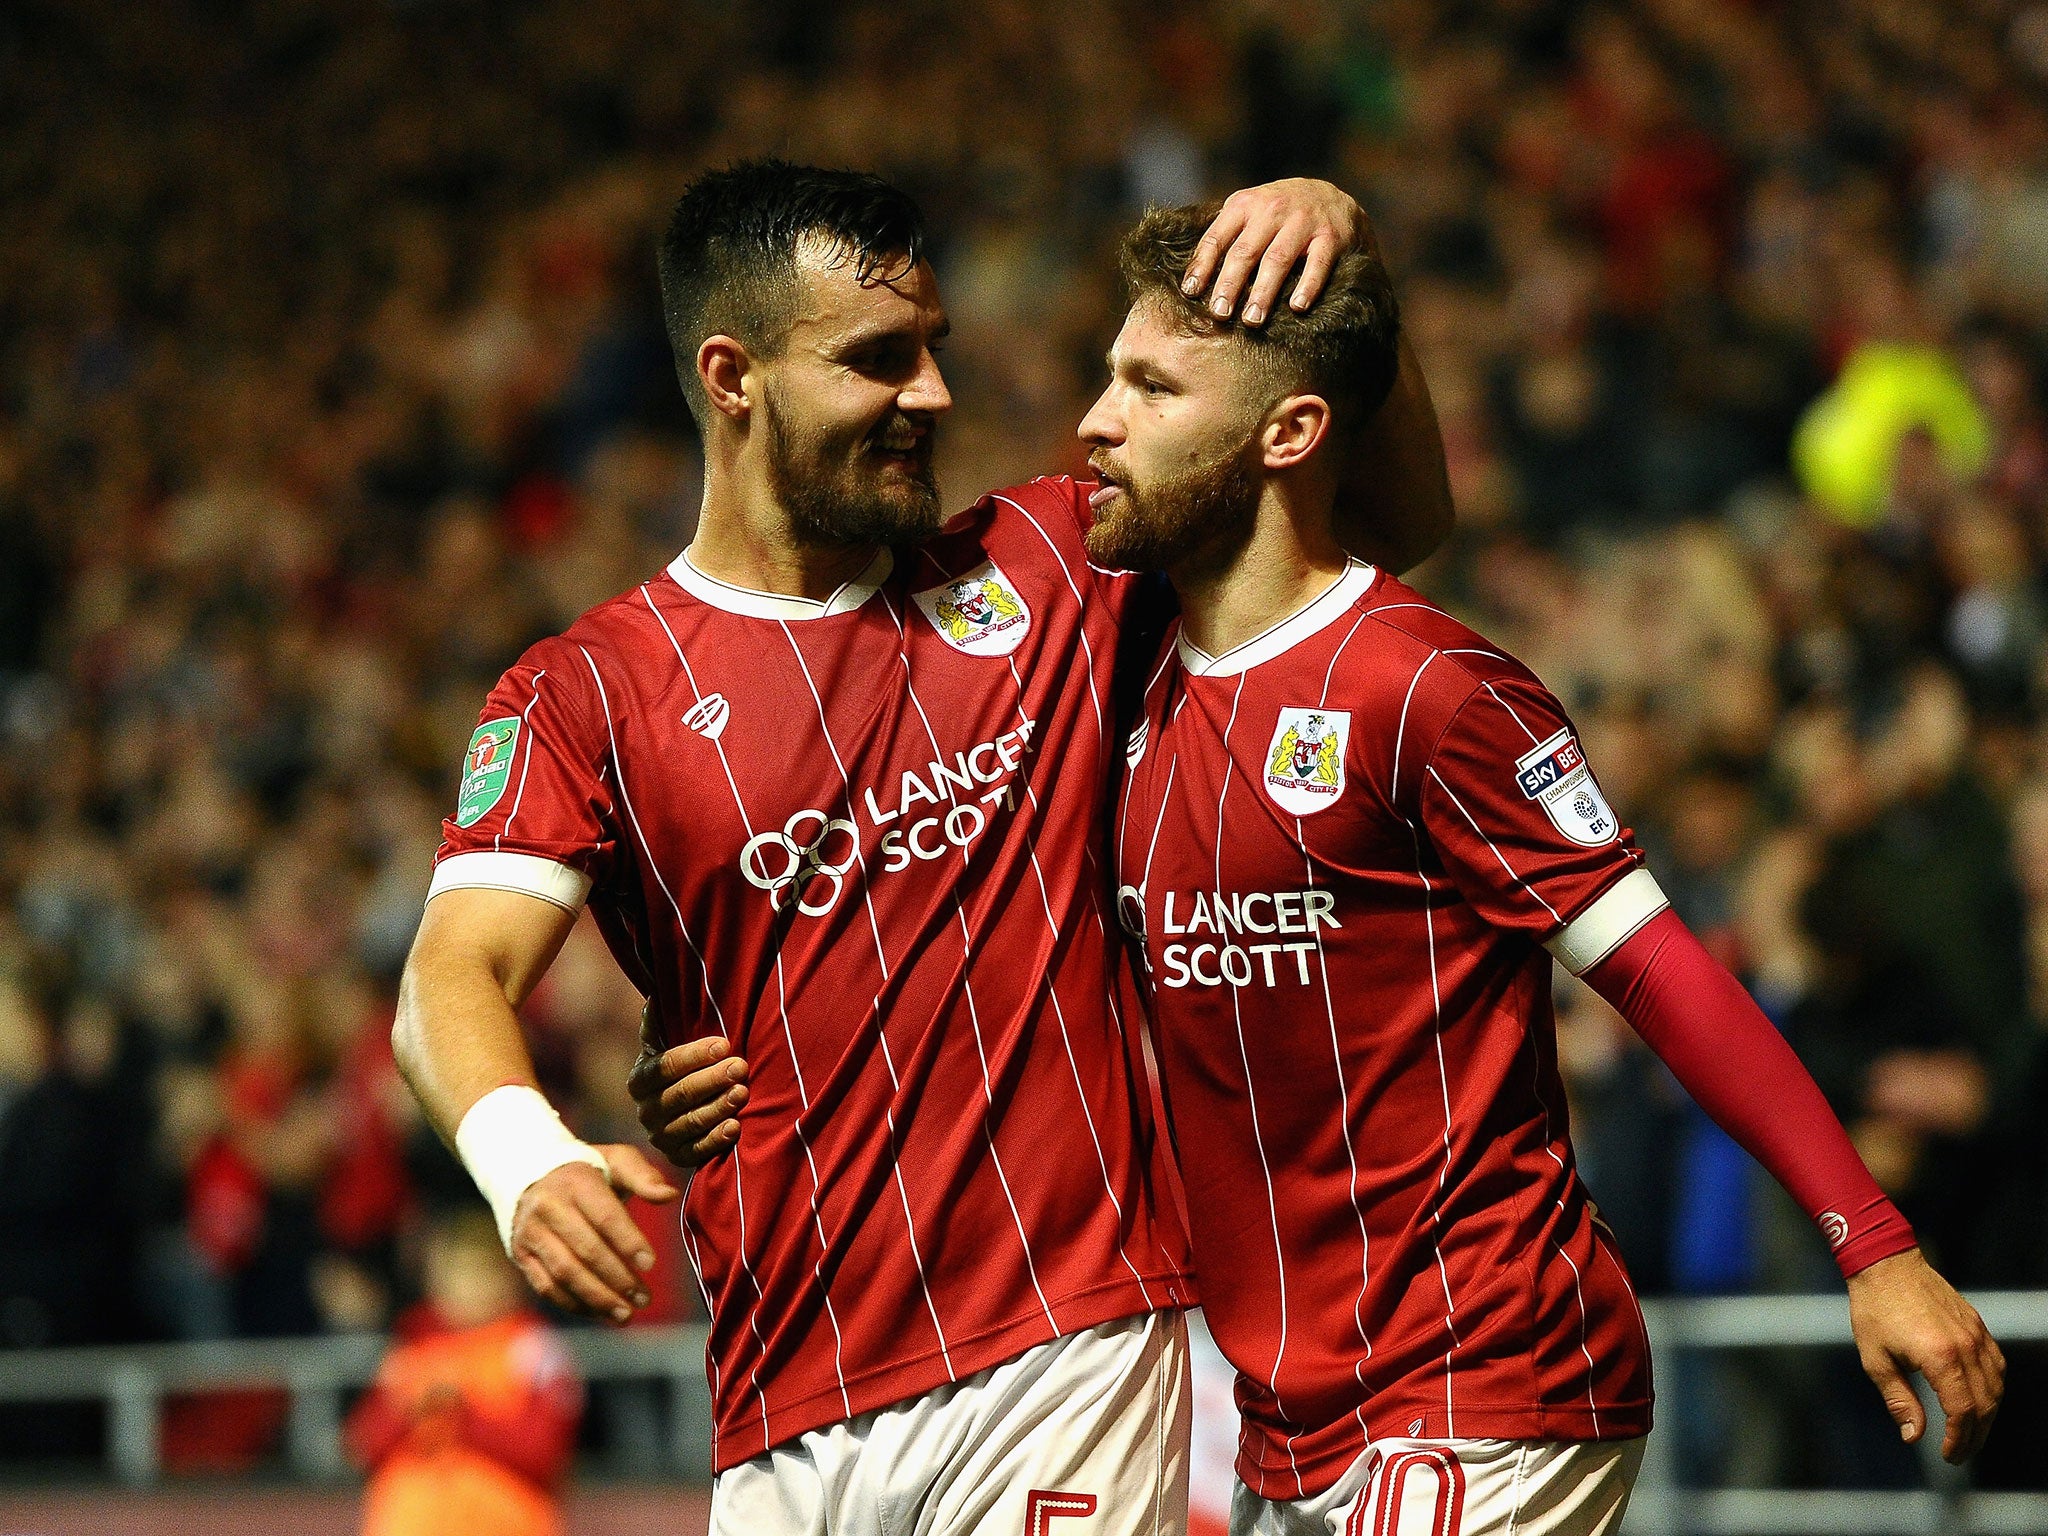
1263;707;1350;815
1514;727;1618;846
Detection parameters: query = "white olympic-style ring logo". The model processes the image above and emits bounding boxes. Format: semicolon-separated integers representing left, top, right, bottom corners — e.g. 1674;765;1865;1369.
740;810;860;916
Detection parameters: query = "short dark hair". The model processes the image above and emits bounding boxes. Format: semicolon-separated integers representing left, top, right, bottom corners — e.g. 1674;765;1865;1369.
657;159;928;432
1118;201;1401;426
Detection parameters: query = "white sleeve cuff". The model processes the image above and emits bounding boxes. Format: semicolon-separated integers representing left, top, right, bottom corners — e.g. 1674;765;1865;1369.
428;851;592;913
454;1085;611;1252
1545;867;1670;975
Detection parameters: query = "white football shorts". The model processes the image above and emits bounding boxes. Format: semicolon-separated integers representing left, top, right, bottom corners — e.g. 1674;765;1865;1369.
1230;1436;1645;1536
709;1308;1192;1536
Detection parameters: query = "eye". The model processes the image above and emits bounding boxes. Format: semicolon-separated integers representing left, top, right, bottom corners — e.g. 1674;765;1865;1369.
1143;378;1170;398
849;337;938;377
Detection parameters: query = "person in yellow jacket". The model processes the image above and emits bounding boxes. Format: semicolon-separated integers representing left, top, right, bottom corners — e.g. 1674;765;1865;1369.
1793;340;1991;527
347;1209;582;1536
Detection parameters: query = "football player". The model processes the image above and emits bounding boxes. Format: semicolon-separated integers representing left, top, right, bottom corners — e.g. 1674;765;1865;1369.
1087;202;2002;1535
397;163;1453;1535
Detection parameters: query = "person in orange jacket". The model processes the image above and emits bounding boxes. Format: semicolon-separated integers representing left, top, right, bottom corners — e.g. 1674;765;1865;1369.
347;1207;582;1536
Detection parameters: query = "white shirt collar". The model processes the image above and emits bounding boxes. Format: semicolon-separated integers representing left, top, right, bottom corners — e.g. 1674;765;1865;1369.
1177;560;1378;677
666;547;893;620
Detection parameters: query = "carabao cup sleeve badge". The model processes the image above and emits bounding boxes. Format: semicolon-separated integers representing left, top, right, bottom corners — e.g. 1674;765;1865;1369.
913;561;1032;657
1514;727;1618;846
455;717;521;828
1264;707;1350;815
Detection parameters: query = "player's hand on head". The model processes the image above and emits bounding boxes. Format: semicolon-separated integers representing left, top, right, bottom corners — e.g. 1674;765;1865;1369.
1846;1247;2004;1463
507;1147;678;1327
1182;178;1369;327
628;1035;749;1170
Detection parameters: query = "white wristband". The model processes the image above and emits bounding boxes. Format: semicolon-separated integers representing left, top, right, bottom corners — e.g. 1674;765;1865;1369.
454;1084;610;1253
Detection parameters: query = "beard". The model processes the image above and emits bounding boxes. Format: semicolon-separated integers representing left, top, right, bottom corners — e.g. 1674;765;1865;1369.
1084;426;1263;576
763;389;944;550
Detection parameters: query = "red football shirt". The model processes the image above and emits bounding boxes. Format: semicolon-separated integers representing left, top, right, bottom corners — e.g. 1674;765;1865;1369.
432;478;1193;1472
1115;561;1655;1499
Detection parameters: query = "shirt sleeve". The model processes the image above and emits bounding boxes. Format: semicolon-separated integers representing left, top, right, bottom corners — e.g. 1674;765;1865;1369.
429;638;617;912
1030;473;1100;538
1417;674;1646;939
991;474;1141;623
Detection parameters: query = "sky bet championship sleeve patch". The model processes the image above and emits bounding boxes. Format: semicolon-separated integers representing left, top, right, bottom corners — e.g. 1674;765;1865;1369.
455;716;521;828
1515;726;1618;846
913;560;1032;657
1263;707;1349;815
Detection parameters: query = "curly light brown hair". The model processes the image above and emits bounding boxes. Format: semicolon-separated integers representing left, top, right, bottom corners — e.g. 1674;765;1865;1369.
1118;201;1401;427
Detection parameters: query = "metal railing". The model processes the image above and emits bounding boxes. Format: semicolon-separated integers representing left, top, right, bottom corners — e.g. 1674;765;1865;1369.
0;1296;2043;1533
1631;1291;2048;1535
0;1323;714;1486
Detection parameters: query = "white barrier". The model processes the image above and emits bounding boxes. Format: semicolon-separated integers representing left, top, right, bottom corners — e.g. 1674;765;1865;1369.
0;1294;2041;1534
0;1323;714;1485
1629;1292;2048;1535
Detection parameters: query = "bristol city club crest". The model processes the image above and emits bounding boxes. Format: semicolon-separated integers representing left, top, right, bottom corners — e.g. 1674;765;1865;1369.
1515;726;1618;846
913;560;1031;657
1263;707;1349;815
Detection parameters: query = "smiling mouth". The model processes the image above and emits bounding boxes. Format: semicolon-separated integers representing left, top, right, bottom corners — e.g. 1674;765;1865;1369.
869;424;931;461
870;445;929;476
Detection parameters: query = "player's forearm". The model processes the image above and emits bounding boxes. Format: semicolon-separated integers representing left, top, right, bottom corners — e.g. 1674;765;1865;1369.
393;942;548;1150
1332;336;1454;575
394;887;579;1147
1581;907;1917;1278
397;889;640;1265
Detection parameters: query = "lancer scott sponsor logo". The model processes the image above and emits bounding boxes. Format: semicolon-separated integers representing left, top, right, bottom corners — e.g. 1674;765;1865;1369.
1116;882;1340;989
737;719;1036;916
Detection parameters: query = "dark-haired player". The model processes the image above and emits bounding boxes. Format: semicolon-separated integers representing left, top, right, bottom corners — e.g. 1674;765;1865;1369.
395;161;1452;1535
1086;204;2003;1535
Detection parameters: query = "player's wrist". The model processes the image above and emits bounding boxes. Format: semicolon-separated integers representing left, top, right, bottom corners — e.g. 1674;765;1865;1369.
1839;1231;1922;1283
455;1084;609;1252
1831;1200;1919;1282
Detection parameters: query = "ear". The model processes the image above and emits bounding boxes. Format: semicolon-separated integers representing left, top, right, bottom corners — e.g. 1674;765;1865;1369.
697;336;754;423
1260;393;1333;472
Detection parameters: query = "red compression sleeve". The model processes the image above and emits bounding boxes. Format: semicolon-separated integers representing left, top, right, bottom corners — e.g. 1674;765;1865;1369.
1581;907;1916;1278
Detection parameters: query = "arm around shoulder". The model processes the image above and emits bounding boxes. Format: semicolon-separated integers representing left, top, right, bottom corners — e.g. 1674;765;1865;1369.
1334;336;1454;575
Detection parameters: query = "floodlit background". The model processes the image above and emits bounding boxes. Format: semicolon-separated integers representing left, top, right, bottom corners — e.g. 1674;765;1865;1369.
1;0;2045;1531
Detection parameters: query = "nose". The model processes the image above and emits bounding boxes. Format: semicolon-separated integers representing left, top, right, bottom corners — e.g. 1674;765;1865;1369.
1077;386;1123;448
901;347;952;417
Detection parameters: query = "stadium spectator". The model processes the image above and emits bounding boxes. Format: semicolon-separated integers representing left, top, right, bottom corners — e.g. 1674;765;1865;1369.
345;1207;582;1536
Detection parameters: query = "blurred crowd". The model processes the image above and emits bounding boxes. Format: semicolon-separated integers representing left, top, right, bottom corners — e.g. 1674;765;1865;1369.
2;0;2046;1491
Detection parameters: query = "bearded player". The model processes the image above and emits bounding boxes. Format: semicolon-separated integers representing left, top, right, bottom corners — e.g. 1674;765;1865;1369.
395;162;1451;1536
1072;205;2004;1535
